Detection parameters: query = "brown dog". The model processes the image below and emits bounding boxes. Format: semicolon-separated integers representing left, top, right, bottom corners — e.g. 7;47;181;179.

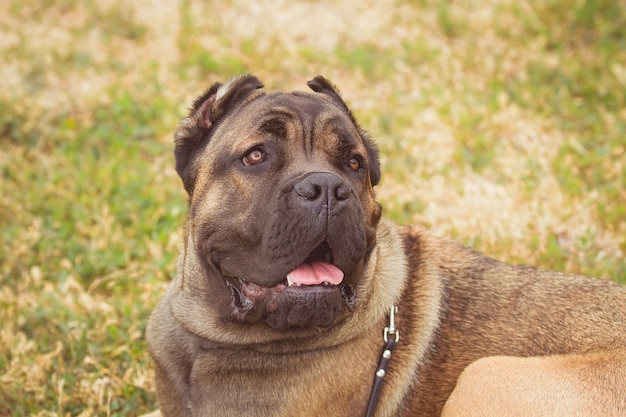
145;75;626;417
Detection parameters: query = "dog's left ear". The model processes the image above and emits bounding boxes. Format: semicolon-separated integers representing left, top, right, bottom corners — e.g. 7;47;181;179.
307;76;381;186
175;75;265;195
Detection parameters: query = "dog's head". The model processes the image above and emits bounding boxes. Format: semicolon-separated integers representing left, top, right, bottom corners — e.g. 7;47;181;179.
173;75;382;331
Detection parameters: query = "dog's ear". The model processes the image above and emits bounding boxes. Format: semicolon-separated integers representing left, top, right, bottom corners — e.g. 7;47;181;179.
174;74;264;195
307;76;381;186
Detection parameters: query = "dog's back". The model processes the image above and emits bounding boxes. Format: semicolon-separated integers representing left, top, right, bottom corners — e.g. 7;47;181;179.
401;225;626;416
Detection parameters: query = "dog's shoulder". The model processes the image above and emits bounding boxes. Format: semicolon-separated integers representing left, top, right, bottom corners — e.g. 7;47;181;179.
397;223;495;276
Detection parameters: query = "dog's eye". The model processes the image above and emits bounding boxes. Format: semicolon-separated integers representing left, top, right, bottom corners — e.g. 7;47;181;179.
347;156;361;172
243;148;265;166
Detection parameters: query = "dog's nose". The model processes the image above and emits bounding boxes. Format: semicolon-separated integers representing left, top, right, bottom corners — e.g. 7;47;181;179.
293;172;351;214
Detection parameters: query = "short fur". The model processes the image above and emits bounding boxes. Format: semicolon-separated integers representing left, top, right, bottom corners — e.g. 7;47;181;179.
441;351;626;416
145;75;626;416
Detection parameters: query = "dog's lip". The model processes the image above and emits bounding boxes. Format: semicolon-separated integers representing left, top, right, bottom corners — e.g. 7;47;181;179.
223;272;340;294
222;263;343;290
224;276;285;319
224;272;357;325
219;241;341;288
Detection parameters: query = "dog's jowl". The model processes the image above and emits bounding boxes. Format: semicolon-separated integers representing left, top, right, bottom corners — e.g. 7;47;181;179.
145;75;626;417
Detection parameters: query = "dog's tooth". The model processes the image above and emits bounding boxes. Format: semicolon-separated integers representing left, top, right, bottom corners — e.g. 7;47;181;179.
287;274;301;286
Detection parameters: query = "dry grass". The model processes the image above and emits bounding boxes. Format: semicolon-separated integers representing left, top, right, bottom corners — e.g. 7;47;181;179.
1;0;624;415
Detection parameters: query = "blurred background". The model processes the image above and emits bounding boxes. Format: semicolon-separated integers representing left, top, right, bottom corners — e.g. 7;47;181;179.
1;0;624;415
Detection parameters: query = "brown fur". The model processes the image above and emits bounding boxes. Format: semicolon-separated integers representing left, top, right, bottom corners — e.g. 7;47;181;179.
397;227;626;416
145;75;626;417
442;351;626;416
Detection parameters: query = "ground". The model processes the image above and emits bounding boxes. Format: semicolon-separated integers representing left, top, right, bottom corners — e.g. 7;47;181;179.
1;0;624;415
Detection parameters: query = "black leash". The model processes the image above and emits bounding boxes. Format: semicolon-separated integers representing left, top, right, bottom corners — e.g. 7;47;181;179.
365;306;399;417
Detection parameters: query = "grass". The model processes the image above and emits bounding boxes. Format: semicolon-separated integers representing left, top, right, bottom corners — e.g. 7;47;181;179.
1;0;624;415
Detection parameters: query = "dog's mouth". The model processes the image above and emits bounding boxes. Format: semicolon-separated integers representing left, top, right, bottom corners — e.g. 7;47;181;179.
223;242;357;330
287;241;343;286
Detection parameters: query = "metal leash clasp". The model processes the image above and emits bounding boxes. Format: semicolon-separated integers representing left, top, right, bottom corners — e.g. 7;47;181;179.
383;305;399;343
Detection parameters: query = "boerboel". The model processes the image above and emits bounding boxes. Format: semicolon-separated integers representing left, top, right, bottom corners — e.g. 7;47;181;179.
145;75;626;417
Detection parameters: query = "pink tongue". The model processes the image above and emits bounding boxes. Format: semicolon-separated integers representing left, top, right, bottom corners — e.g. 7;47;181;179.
287;261;344;286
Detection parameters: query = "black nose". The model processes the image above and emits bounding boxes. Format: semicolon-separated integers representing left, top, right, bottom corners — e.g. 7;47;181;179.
293;172;351;214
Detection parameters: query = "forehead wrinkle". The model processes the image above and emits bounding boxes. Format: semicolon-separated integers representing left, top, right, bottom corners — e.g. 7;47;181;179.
312;112;356;147
257;108;297;142
265;95;317;154
262;107;298;120
264;93;350;156
276;94;323;156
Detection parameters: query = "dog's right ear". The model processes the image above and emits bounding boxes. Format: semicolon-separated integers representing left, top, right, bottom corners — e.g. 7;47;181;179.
174;75;264;196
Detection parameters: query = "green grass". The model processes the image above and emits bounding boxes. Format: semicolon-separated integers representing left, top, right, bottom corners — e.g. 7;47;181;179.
1;0;625;415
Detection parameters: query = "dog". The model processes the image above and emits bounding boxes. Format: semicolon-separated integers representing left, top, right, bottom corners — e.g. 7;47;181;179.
145;74;626;416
